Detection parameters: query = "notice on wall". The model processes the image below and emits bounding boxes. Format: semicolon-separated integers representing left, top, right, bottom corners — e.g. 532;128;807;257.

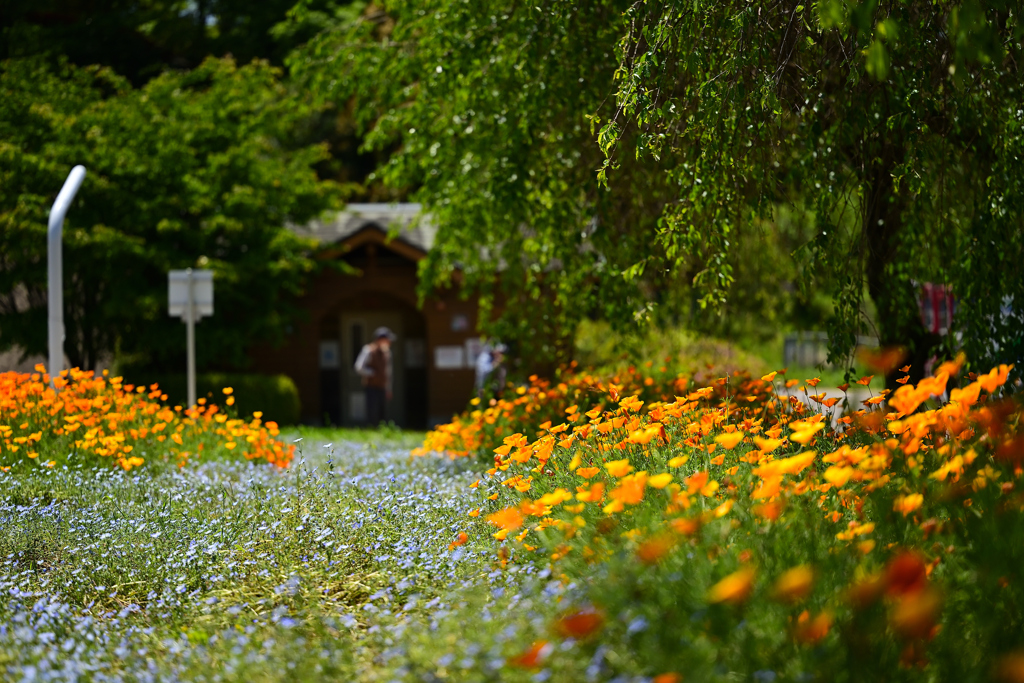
319;340;340;369
434;345;465;369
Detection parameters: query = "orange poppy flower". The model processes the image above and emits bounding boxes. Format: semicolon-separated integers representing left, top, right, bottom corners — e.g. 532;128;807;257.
893;493;924;516
824;466;854;487
507;641;551;668
794;610;833;644
448;532;469;550
772;565;815;603
670;517;701;535
609;473;647;505
994;653;1024;683
648;472;673;489
576;482;605;503
752;500;784;521
486;507;524;531
707;566;756;605
553;609;604;639
886;551;928;596
604;459;633;477
714;431;745;450
752;476;782;499
753;436;784;453
753;451;816;479
636;534;676;565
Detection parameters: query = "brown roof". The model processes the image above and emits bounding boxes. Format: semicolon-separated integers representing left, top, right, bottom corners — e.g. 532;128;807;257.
290;203;437;254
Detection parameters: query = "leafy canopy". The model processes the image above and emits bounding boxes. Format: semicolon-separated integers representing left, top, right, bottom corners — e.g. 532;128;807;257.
600;0;1023;383
1;0;362;83
295;0;1022;383
291;1;677;362
0;57;339;371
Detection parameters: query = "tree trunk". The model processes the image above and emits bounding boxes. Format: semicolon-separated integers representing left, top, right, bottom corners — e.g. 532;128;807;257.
862;148;940;392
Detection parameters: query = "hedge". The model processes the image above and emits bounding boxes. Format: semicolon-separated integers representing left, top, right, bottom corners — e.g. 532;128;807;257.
123;372;301;425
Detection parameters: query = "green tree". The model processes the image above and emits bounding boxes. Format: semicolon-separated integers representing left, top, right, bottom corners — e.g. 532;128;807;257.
0;0;361;84
1;0;393;200
0;56;339;371
296;1;1023;385
291;1;682;365
601;0;1023;385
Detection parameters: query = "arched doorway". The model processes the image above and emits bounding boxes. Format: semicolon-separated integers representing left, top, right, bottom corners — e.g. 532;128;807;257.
318;291;428;428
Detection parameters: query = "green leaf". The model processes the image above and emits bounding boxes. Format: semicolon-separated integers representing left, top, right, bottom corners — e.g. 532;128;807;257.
864;39;889;80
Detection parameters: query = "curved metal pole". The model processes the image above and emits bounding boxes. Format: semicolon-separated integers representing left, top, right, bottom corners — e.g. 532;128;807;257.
48;165;87;380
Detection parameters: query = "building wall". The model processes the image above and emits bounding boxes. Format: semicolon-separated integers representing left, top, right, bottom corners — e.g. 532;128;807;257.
249;244;480;427
423;295;479;425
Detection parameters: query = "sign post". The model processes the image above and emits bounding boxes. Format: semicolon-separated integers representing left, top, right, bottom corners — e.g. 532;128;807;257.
48;165;87;380
168;269;214;407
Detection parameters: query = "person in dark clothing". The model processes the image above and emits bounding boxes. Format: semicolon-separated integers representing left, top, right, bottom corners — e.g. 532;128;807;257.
354;326;395;425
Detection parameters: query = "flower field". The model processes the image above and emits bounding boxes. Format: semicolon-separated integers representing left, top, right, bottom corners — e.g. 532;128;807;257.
419;358;1024;680
0;367;292;471
417;361;693;461
2;359;1023;681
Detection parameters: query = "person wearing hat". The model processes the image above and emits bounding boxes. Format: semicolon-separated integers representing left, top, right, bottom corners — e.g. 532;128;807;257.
475;342;507;397
354;326;396;425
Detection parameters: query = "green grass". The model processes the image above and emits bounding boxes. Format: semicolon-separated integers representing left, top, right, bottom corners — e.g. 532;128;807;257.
748;333;883;389
285;423;426;449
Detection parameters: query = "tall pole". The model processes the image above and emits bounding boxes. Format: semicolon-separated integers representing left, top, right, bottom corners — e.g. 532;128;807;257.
48;165;87;380
186;268;197;407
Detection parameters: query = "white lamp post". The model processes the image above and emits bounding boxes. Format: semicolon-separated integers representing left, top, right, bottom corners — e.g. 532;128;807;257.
168;269;214;407
48;165;87;380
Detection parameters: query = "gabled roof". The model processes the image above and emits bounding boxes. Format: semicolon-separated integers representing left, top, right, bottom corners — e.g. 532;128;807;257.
291;203;437;257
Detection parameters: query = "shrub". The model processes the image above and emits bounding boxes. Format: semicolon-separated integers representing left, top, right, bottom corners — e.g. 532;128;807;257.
123;372;301;425
574;320;770;377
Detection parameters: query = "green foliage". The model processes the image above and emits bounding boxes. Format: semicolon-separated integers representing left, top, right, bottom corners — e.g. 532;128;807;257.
292;1;1023;386
126;372;303;425
290;1;679;363
1;0;362;83
574;319;769;377
0;56;340;372
602;0;1024;385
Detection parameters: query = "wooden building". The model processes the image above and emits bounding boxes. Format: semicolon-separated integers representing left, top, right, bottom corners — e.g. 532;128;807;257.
249;204;482;428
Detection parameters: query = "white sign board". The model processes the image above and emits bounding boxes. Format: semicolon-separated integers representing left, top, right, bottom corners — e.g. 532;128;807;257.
434;345;465;369
168;270;214;318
